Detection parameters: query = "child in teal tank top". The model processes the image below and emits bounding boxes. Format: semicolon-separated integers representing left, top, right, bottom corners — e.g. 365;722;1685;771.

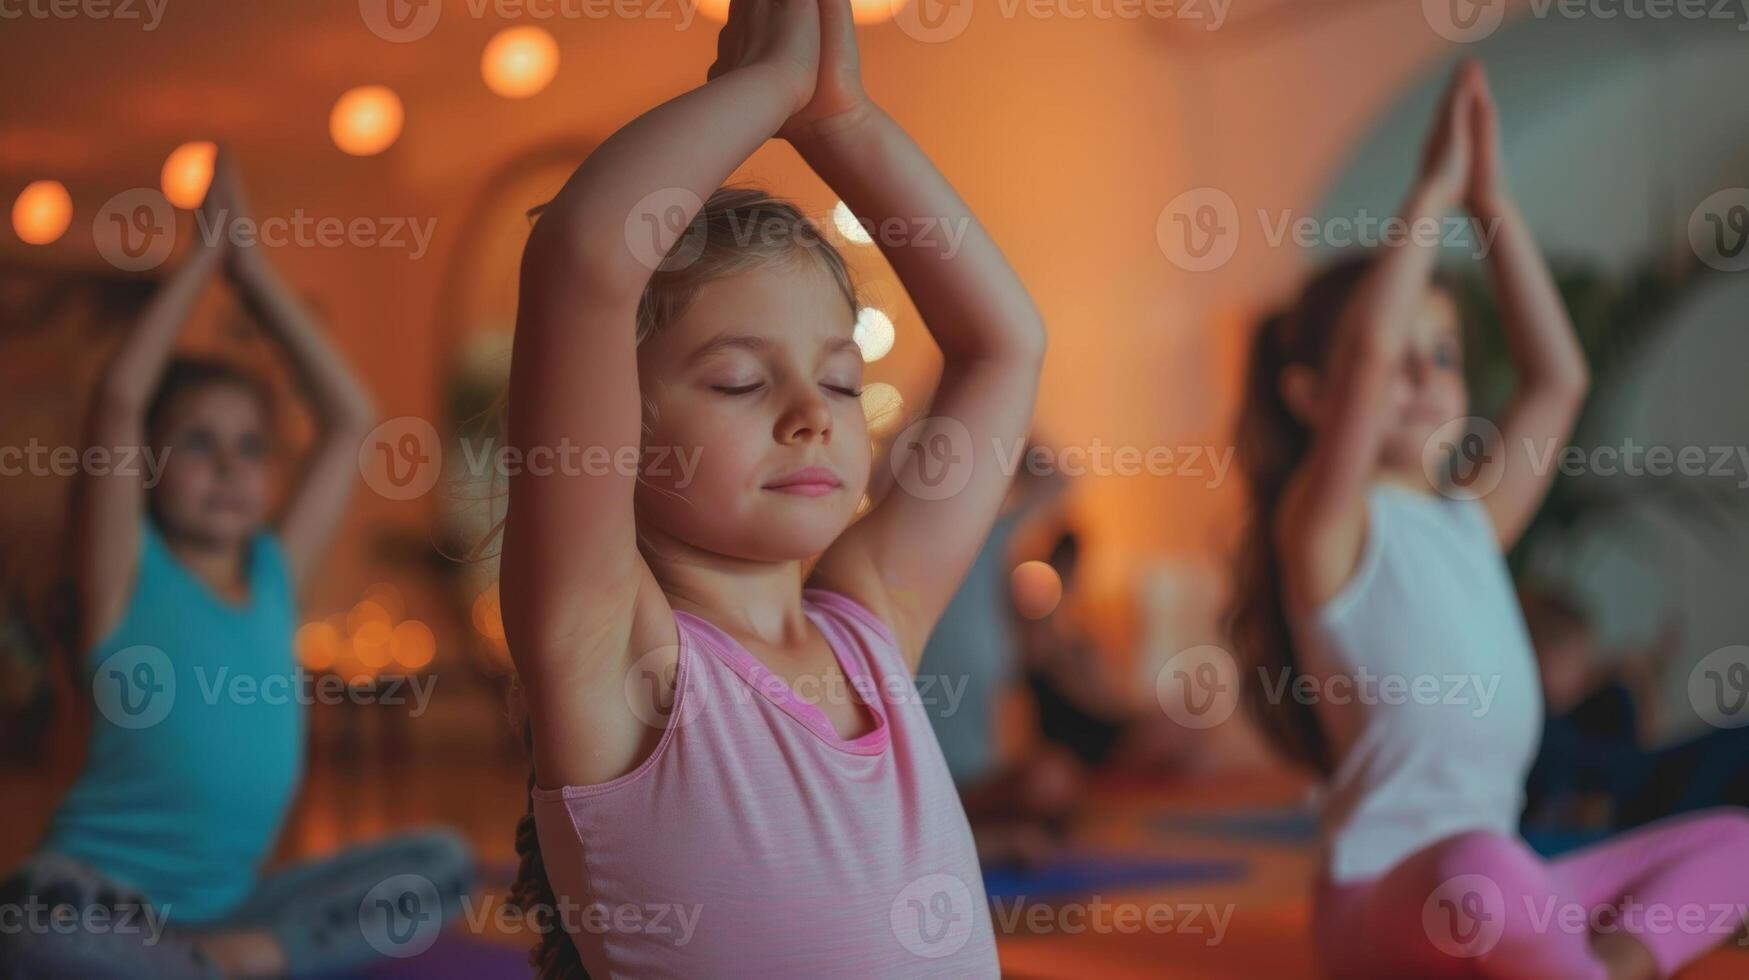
0;151;472;979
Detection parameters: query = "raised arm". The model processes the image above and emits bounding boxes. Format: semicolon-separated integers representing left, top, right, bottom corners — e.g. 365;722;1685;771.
500;0;819;786
1463;70;1589;548
1278;64;1478;610
73;192;227;652
211;152;378;587
798;0;1047;667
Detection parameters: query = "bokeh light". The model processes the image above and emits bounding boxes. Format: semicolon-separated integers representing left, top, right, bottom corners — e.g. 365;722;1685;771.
390;620;436;670
832;200;873;246
861;381;904;433
160;141;216;209
482;26;559;98
1011;560;1064;620
329;85;404;156
12;180;71;245
699;0;905;24
296;620;342;672
854;307;895;362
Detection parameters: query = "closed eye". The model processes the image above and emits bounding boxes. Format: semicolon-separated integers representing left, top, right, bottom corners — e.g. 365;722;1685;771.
712;383;764;396
823;384;861;397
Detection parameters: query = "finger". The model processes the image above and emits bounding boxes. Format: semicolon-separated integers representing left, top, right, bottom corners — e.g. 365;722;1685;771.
817;0;856;47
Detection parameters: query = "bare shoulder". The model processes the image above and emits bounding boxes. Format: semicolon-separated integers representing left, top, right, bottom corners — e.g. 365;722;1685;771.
1275;471;1370;617
521;559;683;790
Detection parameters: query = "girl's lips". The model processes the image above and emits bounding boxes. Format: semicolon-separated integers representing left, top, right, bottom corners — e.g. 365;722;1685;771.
764;467;842;496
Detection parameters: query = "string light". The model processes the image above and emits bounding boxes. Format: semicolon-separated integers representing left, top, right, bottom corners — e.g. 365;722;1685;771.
330;85;404;156
482;26;559;98
160;141;216;209
12;180;71;245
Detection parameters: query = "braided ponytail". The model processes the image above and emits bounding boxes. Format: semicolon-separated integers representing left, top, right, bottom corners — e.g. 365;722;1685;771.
511;716;590;979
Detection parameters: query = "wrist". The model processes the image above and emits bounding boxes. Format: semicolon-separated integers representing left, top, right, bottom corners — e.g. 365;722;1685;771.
1467;188;1516;221
785;99;883;156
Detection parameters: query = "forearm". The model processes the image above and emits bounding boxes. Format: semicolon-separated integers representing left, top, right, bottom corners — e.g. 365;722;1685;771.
233;254;376;434
1341;184;1453;361
1476;197;1589;395
791;105;1046;364
530;65;800;291
96;240;224;413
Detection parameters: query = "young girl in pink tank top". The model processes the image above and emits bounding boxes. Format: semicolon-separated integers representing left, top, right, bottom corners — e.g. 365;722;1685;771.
499;0;1044;974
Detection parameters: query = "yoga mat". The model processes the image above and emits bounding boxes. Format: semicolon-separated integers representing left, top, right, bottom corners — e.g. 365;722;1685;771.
1150;806;1320;845
982;853;1248;902
354;931;530;980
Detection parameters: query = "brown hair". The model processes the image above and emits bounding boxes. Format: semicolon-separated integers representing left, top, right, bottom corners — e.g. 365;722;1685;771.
143;356;275;446
507;185;855;979
1226;253;1384;776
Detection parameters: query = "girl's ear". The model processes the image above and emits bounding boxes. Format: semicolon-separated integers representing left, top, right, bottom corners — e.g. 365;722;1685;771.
1279;363;1322;428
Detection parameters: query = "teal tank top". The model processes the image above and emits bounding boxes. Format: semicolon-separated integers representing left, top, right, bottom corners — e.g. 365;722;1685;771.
40;518;305;924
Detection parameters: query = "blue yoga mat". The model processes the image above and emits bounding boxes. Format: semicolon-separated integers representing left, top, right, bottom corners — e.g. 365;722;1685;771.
1151;806;1320;845
982;853;1248;902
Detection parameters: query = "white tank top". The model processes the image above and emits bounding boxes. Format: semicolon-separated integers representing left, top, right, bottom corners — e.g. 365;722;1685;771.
1293;483;1544;883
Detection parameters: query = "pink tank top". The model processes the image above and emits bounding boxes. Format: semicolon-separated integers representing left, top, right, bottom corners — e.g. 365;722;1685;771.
531;588;999;978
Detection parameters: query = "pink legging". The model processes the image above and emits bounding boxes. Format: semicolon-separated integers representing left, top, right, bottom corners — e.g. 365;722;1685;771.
1314;808;1749;978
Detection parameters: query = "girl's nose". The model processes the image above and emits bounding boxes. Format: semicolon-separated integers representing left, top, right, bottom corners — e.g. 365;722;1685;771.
777;383;833;445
